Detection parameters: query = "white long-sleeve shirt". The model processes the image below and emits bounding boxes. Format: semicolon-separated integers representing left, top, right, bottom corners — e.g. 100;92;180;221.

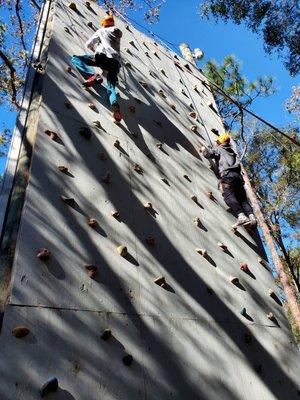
86;26;122;61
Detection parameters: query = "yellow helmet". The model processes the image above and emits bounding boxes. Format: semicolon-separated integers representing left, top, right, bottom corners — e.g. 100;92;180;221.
216;133;230;144
101;14;115;27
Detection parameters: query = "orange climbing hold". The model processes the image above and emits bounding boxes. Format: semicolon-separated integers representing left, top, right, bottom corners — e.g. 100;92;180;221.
240;263;249;272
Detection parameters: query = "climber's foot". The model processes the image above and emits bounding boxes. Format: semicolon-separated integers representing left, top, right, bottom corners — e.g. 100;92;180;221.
82;74;103;88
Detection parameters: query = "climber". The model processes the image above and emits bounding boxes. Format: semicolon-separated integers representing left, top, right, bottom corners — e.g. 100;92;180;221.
71;13;123;122
200;133;257;227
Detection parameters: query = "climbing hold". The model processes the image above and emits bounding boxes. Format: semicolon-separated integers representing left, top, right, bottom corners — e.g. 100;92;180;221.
183;173;189;179
207;101;214;109
152;50;158;57
218;242;227;251
44;129;58;141
160;68;166;76
111;210;120;219
156;142;163;150
154;276;166;287
244;332;252;344
64;101;72;109
258;258;266;266
190;194;197;202
146;236;155;246
79;127;92;140
12;325;30;338
161;177;169;184
170;104;176;110
193;85;199;92
87;218;97;228
158;89;166;98
144;202;153;210
189;103;194;109
98;152;107;161
189;112;197;119
142;40;147;46
117;245;128;257
178;78;184;85
88;102;96;110
57;165;68;174
184;63;191;71
40;377;58;397
125;61;132;68
173;54;179;59
196;248;207;256
101;329;112;341
36;248;51;261
125;24;131;31
139;80;148;88
240;307;247;316
181;89;187;96
66;66;72;73
114;139;120;148
123;47;130;53
64;27;70;33
87;21;93;28
267;312;275;321
129;105;136;114
85;1;90;7
240;263;249;272
268;289;275;297
145;51;150;57
231;226;238;234
129;40;135;46
123;354;133;366
134;97;142;104
193;217;201;226
230;276;239;285
92;120;101;129
133;163;142;173
190;125;197;132
211;128;219;135
102;172;111;184
61;196;75;206
68;2;77;11
207;287;214;295
85;264;97;279
206;190;214;200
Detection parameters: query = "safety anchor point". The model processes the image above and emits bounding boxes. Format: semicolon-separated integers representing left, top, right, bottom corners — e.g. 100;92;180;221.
36;248;51;261
101;329;112;341
12;325;30;338
40;377;58;398
117;245;128;257
87;218;98;228
240;263;249;272
154;276;166;287
123;354;133;366
196;248;207;256
85;264;97;278
146;236;155;246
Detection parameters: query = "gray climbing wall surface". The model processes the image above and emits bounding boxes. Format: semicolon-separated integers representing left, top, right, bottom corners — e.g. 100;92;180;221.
0;1;300;399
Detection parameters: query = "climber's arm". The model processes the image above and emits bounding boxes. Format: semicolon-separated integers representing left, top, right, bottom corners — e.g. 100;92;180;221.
200;146;219;160
86;31;101;52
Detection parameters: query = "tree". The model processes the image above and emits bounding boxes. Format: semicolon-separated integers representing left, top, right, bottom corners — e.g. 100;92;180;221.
285;84;300;123
203;55;275;130
200;0;300;76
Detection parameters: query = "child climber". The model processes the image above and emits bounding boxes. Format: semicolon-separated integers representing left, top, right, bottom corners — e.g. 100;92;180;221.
201;133;257;227
71;13;123;122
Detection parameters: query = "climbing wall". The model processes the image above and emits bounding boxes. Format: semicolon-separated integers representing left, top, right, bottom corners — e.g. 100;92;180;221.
0;1;299;399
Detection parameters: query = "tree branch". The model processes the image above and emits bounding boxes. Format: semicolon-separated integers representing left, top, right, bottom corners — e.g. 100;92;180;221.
15;0;27;53
0;49;19;107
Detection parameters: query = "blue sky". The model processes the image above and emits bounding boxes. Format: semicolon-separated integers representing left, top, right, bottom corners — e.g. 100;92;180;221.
0;0;298;174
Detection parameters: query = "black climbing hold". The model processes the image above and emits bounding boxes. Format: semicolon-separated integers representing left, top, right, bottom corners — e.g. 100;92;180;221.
123;354;133;366
40;376;58;398
101;329;112;341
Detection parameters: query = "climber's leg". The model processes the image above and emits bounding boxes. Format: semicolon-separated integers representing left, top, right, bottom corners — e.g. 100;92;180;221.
71;54;96;78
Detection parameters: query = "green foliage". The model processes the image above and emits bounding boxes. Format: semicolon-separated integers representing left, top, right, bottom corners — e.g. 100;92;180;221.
203;55;275;129
200;0;300;76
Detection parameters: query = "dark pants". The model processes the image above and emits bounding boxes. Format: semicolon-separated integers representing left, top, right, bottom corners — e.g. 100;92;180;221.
221;171;253;216
71;53;120;106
